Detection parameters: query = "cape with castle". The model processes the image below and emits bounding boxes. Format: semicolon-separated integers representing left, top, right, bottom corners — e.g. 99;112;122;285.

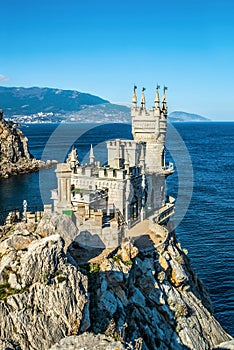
51;86;175;248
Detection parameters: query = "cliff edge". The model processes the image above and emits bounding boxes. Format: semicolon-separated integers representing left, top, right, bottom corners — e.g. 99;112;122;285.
0;213;232;350
0;110;53;178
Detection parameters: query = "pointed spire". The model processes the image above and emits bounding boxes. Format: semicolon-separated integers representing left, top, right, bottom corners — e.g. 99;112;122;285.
132;85;137;107
162;86;168;113
154;84;160;109
89;144;95;164
141;87;146;109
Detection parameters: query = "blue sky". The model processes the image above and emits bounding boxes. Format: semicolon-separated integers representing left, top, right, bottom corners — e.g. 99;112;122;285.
0;0;234;120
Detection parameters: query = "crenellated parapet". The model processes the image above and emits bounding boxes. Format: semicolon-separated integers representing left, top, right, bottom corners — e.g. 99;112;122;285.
131;85;168;144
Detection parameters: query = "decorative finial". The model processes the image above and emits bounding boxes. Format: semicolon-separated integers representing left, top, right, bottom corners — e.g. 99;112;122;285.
132;85;137;106
154;84;160;108
162;86;168;113
141;87;146;108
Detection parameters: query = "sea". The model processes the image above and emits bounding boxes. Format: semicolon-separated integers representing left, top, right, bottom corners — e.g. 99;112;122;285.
0;122;233;336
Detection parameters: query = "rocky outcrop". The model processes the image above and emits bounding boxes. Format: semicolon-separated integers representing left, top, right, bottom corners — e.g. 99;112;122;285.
213;340;234;349
0;222;89;350
35;212;79;251
0;110;54;178
0;214;232;350
48;333;125;350
84;235;232;350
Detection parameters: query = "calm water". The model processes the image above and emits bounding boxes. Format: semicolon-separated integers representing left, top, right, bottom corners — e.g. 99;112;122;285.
0;122;233;336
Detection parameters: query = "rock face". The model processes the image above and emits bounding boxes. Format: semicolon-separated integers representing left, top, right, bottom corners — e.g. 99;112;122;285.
48;333;125;350
0;214;232;350
85;235;232;350
0;110;53;178
0;221;89;350
35;212;79;251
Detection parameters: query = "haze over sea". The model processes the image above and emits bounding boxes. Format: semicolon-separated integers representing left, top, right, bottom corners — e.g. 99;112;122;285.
0;122;233;336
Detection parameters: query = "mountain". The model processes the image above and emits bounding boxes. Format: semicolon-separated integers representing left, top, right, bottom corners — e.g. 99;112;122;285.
0;86;109;116
64;103;131;123
169;111;210;122
0;86;210;123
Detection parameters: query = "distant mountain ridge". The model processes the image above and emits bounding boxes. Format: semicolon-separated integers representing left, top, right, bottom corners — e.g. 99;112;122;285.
169;111;210;122
0;86;109;116
0;86;210;123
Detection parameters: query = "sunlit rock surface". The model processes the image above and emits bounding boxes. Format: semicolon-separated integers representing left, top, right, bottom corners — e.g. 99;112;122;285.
0;213;232;350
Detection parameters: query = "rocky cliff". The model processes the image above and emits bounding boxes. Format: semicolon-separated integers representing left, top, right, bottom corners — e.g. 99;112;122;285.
0;110;53;178
0;213;232;350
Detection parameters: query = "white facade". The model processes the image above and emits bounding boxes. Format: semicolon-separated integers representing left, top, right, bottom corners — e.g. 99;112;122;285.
52;86;174;247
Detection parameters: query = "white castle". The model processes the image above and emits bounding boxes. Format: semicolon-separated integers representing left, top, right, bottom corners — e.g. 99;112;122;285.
51;86;175;248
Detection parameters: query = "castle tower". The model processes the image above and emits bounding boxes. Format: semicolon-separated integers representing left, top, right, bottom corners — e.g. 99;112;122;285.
131;85;167;173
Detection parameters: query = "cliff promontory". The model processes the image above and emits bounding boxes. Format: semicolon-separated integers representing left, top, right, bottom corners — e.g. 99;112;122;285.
0;110;52;178
0;213;232;350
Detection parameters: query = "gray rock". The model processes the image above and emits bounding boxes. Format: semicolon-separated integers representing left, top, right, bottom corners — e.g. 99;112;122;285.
86;235;232;350
35;212;78;250
0;234;89;350
0;115;52;178
0;339;21;350
213;340;234;349
0;217;233;350
48;333;125;350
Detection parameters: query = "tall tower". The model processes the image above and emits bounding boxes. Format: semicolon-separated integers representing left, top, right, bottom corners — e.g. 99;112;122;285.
131;85;168;173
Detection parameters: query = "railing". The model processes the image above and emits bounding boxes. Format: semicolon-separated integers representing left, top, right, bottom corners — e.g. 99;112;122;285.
161;162;174;174
149;196;175;226
0;206;44;225
157;205;175;224
113;204;126;227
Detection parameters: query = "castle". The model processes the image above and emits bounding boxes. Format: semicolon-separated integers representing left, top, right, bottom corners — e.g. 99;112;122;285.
51;86;175;248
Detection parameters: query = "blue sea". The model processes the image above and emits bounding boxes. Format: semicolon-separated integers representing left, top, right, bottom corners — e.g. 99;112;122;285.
0;122;233;336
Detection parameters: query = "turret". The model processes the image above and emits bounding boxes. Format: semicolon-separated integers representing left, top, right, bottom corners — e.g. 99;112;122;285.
154;85;160;110
132;85;137;108
131;85;169;172
161;86;168;115
141;88;146;109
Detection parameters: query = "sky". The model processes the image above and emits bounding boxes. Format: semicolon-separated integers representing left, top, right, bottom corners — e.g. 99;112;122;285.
0;0;234;120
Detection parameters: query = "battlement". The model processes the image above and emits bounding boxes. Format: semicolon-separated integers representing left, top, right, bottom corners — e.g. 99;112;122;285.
131;86;168;145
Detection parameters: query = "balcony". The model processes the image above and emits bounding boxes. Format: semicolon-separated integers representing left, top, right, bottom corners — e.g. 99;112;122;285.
161;162;174;176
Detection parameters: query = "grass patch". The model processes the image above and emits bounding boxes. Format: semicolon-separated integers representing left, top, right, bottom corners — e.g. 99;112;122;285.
0;283;29;300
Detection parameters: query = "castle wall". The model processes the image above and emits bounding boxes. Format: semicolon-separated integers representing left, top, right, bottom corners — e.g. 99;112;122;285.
107;140;141;168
